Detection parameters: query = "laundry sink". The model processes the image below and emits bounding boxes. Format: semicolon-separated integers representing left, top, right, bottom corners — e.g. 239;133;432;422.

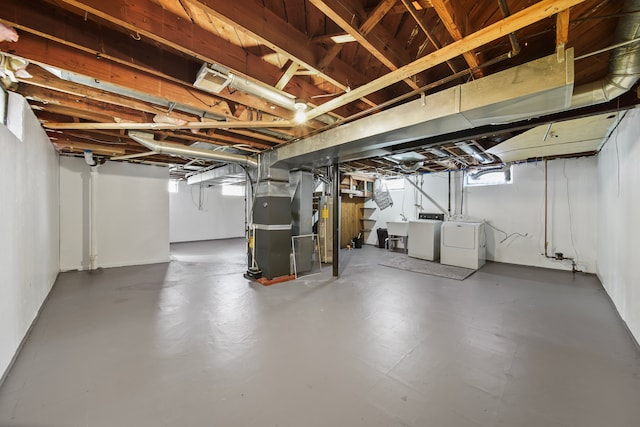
387;221;409;236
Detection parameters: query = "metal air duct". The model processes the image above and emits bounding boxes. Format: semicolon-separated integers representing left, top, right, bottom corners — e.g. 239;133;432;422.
571;0;640;108
274;49;575;168
128;131;258;168
468;163;512;181
195;64;337;125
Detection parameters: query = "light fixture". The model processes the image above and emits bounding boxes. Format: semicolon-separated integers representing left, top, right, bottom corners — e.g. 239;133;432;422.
293;98;307;111
293;98;308;123
330;34;357;44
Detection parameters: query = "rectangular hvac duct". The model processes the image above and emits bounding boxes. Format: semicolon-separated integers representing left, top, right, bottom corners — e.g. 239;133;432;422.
274;49;575;168
194;64;232;94
487;112;619;162
186;163;246;186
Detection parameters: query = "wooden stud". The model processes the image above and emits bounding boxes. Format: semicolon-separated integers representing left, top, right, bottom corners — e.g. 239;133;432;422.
428;0;483;77
304;0;588;121
556;9;571;48
309;0;420;89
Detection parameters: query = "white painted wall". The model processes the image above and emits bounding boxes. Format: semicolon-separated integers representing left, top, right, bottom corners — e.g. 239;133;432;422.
0;93;59;380
364;174;451;246
597;107;640;342
60;158;170;271
464;158;598;273
169;180;245;243
364;159;597;274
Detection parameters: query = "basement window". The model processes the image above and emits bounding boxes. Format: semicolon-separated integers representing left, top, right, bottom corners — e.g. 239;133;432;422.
464;167;513;187
221;184;245;197
384;177;405;190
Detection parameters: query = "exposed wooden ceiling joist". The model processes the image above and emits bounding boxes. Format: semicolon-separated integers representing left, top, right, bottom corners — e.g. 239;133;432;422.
556;9;571;48
429;0;483;77
303;0;589;122
22;85;154;123
0;0;628;172
0;1;307;123
398;0;459;74
179;0;391;106
309;0;421;89
18;0;351;117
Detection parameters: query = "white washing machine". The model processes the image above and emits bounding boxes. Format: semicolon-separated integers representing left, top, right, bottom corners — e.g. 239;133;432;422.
408;220;442;261
440;221;486;269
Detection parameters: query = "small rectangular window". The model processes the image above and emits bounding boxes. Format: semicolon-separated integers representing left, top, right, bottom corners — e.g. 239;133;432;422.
384;177;405;190
221;184;245;197
464;167;513;187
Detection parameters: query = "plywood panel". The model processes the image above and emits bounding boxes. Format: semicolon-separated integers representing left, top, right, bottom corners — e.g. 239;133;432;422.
340;197;364;248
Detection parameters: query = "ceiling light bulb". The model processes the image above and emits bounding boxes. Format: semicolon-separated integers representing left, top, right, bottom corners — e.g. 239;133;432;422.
294;110;307;123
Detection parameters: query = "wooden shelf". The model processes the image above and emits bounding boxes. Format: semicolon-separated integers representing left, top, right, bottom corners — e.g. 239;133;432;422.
340;174;374;199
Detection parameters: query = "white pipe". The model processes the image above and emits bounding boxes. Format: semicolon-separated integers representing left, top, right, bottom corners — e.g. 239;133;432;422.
404;176;449;218
84;149;97;166
89;166;98;270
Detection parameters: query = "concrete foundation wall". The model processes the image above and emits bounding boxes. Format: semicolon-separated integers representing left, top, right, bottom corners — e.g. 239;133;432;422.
597;107;640;343
170;180;245;243
0;93;59;380
364;159;597;274
60;157;169;271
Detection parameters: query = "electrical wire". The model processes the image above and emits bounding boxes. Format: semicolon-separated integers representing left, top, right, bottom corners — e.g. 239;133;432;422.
485;221;529;244
608;110;628;198
190;181;208;211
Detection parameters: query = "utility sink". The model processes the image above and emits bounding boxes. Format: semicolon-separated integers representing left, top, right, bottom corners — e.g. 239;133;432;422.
387;221;409;236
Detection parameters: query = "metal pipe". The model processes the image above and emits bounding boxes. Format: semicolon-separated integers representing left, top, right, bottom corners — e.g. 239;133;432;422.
110;151;159;161
404;176;449;218
39;65;293;141
128;131;258;168
205;64;337;125
574;36;640;61
498;0;521;55
571;0;640;108
468;162;512;180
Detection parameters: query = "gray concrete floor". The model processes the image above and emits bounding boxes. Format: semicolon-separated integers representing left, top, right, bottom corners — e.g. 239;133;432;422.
1;239;640;426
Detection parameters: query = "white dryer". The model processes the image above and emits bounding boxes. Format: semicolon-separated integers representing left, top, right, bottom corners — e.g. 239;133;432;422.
408;220;442;261
440;221;486;269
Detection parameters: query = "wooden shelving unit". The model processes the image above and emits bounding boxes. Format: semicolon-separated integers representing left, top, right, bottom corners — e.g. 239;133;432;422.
360;207;376;232
339;174;375;247
340;174;374;198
